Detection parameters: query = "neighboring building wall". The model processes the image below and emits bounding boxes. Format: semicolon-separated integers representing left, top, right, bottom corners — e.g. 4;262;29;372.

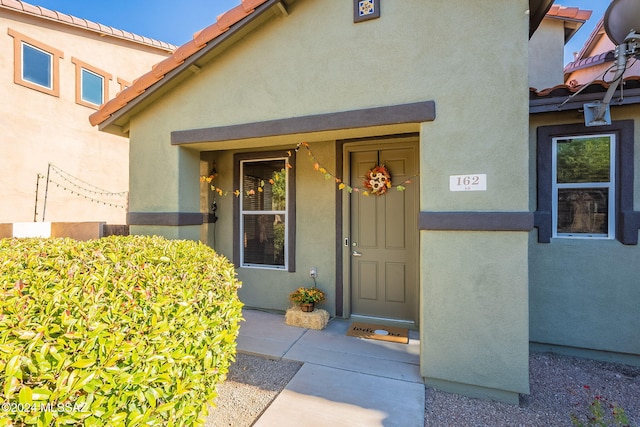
565;23;640;86
529;18;566;90
528;107;640;366
122;0;531;403
0;4;172;223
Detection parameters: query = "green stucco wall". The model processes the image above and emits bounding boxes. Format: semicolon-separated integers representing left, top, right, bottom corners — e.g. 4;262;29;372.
529;110;640;365
200;142;337;314
124;0;532;402
415;0;531;402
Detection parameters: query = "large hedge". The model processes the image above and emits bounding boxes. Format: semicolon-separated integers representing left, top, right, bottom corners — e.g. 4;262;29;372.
0;235;243;426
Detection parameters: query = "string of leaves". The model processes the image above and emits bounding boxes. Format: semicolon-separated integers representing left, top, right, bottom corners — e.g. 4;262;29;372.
200;142;419;196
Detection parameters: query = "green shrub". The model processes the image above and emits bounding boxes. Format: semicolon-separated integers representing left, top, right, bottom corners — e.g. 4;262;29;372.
0;235;243;426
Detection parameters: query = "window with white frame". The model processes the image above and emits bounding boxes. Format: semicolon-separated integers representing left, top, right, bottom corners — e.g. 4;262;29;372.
537;121;639;245
552;134;615;238
71;57;111;109
240;158;289;269
8;29;63;97
80;68;104;106
22;42;52;89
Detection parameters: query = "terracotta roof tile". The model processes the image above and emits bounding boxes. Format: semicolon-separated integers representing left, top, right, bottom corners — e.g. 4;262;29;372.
546;4;592;22
19;2;38;14
531;76;640;97
0;0;176;51
242;0;264;12
217;7;249;31
56;12;73;24
563;50;614;74
193;23;226;48
85;20;100;32
173;41;201;63
1;0;21;8
90;0;271;128
37;6;56;19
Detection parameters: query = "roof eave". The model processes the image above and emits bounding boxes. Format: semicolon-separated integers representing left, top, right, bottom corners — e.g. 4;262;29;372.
530;0;556;38
530;78;640;113
97;0;287;135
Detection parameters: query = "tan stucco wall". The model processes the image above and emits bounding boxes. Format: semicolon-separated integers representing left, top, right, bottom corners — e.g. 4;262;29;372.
125;0;531;402
565;32;640;85
0;9;170;223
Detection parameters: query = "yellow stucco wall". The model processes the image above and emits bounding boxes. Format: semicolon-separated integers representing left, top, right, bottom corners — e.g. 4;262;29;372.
0;9;171;223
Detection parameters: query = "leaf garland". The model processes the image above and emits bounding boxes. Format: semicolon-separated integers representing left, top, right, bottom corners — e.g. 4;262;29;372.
200;142;418;197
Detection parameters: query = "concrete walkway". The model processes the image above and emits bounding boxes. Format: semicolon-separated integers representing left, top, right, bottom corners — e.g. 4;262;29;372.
237;309;425;426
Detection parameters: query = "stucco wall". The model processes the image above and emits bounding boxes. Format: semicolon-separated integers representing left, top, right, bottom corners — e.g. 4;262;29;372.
529;109;640;363
125;0;531;401
199;143;337;314
0;9;170;223
529;18;566;91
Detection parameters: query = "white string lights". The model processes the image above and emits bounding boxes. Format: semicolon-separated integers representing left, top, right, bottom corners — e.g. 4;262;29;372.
45;164;128;209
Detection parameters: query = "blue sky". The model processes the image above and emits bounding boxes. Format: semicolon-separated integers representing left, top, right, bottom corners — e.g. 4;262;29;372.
30;0;609;64
563;1;610;64
28;0;241;46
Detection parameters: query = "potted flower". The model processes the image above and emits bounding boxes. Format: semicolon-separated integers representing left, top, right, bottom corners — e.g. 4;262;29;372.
289;287;325;312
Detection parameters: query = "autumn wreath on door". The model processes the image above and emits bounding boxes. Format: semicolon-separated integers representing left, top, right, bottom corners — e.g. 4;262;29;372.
364;165;392;195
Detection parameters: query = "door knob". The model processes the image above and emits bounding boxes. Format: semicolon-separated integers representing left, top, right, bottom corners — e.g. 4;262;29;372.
352;250;363;257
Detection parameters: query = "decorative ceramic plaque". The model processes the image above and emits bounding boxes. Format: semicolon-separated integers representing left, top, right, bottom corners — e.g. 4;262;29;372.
354;0;380;23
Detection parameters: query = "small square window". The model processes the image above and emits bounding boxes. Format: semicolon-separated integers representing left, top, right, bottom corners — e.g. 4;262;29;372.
81;68;104;106
22;43;52;89
8;29;63;97
71;57;112;109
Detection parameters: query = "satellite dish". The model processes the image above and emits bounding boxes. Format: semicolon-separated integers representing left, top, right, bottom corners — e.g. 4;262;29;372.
582;0;640;126
604;0;640;45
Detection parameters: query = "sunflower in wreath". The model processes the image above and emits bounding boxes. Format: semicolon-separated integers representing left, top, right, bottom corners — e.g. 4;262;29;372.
364;165;392;195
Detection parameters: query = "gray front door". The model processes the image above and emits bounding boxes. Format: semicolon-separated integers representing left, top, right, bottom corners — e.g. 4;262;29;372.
348;140;418;323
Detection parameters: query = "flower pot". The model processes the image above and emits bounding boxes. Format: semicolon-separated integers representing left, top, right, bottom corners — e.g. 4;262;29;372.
300;303;315;312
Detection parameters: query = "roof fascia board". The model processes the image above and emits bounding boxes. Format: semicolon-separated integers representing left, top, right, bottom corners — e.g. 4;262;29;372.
530;88;640;113
98;0;285;134
171;101;436;145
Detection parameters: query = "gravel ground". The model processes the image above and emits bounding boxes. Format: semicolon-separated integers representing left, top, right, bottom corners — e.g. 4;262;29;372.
205;352;639;426
204;353;302;427
425;353;640;426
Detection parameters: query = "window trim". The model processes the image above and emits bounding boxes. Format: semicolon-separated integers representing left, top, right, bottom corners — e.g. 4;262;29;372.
8;28;63;97
233;150;296;271
535;120;639;245
71;57;112;109
117;77;131;92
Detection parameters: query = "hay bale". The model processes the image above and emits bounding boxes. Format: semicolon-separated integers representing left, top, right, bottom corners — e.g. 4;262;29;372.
285;306;329;330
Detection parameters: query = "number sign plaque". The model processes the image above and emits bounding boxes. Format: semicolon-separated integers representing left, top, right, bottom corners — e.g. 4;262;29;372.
449;174;487;192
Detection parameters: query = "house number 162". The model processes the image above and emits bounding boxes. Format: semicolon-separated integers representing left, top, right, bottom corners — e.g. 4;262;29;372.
449;174;487;192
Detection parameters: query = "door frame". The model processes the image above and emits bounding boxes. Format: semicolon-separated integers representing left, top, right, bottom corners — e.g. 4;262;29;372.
334;134;420;325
